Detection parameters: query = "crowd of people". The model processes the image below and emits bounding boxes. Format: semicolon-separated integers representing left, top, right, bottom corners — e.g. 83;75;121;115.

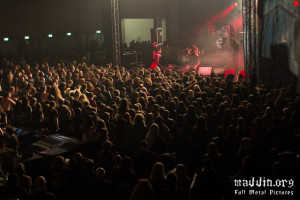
0;56;299;199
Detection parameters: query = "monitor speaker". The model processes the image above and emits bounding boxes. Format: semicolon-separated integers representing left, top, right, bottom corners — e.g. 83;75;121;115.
198;67;213;75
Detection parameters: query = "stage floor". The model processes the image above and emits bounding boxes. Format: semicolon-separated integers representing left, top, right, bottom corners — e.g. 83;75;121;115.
175;48;244;75
174;64;243;75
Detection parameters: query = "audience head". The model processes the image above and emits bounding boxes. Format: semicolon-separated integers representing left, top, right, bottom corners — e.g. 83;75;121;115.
121;156;133;172
14;163;25;176
176;164;188;179
133;113;145;126
150;162;166;182
35;176;47;191
52;156;65;171
7;173;18;185
130;179;156;200
19;175;32;191
96;167;106;180
140;140;149;151
166;172;177;190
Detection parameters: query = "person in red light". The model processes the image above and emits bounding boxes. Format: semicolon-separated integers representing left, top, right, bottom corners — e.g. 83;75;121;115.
152;42;159;50
150;42;162;71
230;38;239;77
188;44;200;70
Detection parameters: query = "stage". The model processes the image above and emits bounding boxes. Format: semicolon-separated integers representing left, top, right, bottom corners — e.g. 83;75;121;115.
166;48;244;77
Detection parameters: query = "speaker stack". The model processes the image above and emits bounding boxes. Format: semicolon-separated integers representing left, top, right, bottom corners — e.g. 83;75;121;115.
151;18;163;45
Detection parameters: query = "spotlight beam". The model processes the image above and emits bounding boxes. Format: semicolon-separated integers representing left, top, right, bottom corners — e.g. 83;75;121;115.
206;4;236;25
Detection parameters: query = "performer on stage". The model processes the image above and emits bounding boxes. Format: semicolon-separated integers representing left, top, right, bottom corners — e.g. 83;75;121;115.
188;44;200;69
230;39;239;76
150;42;162;71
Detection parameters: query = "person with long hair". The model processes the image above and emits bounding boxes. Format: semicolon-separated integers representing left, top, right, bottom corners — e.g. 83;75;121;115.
118;98;130;117
187;90;195;104
190;158;228;200
130;179;156;200
222;108;233;129
58;104;74;136
184;105;198;129
145;123;166;154
2;70;14;92
93;119;109;147
149;162;167;199
162;172;188;200
126;113;148;155
150;42;162;71
145;113;154;128
45;101;59;132
175;164;191;191
177;101;186;116
193;116;211;155
114;156;138;200
19;96;32;127
262;106;274;129
203;142;226;175
48;86;63;104
231;94;241;110
145;123;159;148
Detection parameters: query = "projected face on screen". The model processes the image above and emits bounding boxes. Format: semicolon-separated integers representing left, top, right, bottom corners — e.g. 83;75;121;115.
215;28;228;39
216;38;224;49
215;28;228;49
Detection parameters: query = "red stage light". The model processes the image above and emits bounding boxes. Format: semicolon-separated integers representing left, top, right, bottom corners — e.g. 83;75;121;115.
234;3;238;6
206;4;235;25
295;1;299;6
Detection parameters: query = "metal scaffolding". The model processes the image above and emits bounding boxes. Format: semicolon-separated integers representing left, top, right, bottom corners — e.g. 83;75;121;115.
111;0;121;67
242;0;257;77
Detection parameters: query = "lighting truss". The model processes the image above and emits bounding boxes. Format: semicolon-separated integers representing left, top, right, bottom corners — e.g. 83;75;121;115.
111;0;121;67
242;0;257;78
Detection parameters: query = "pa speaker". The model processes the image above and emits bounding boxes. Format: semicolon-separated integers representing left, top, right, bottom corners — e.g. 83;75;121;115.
151;28;163;45
154;18;162;28
270;43;289;70
156;28;163;45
